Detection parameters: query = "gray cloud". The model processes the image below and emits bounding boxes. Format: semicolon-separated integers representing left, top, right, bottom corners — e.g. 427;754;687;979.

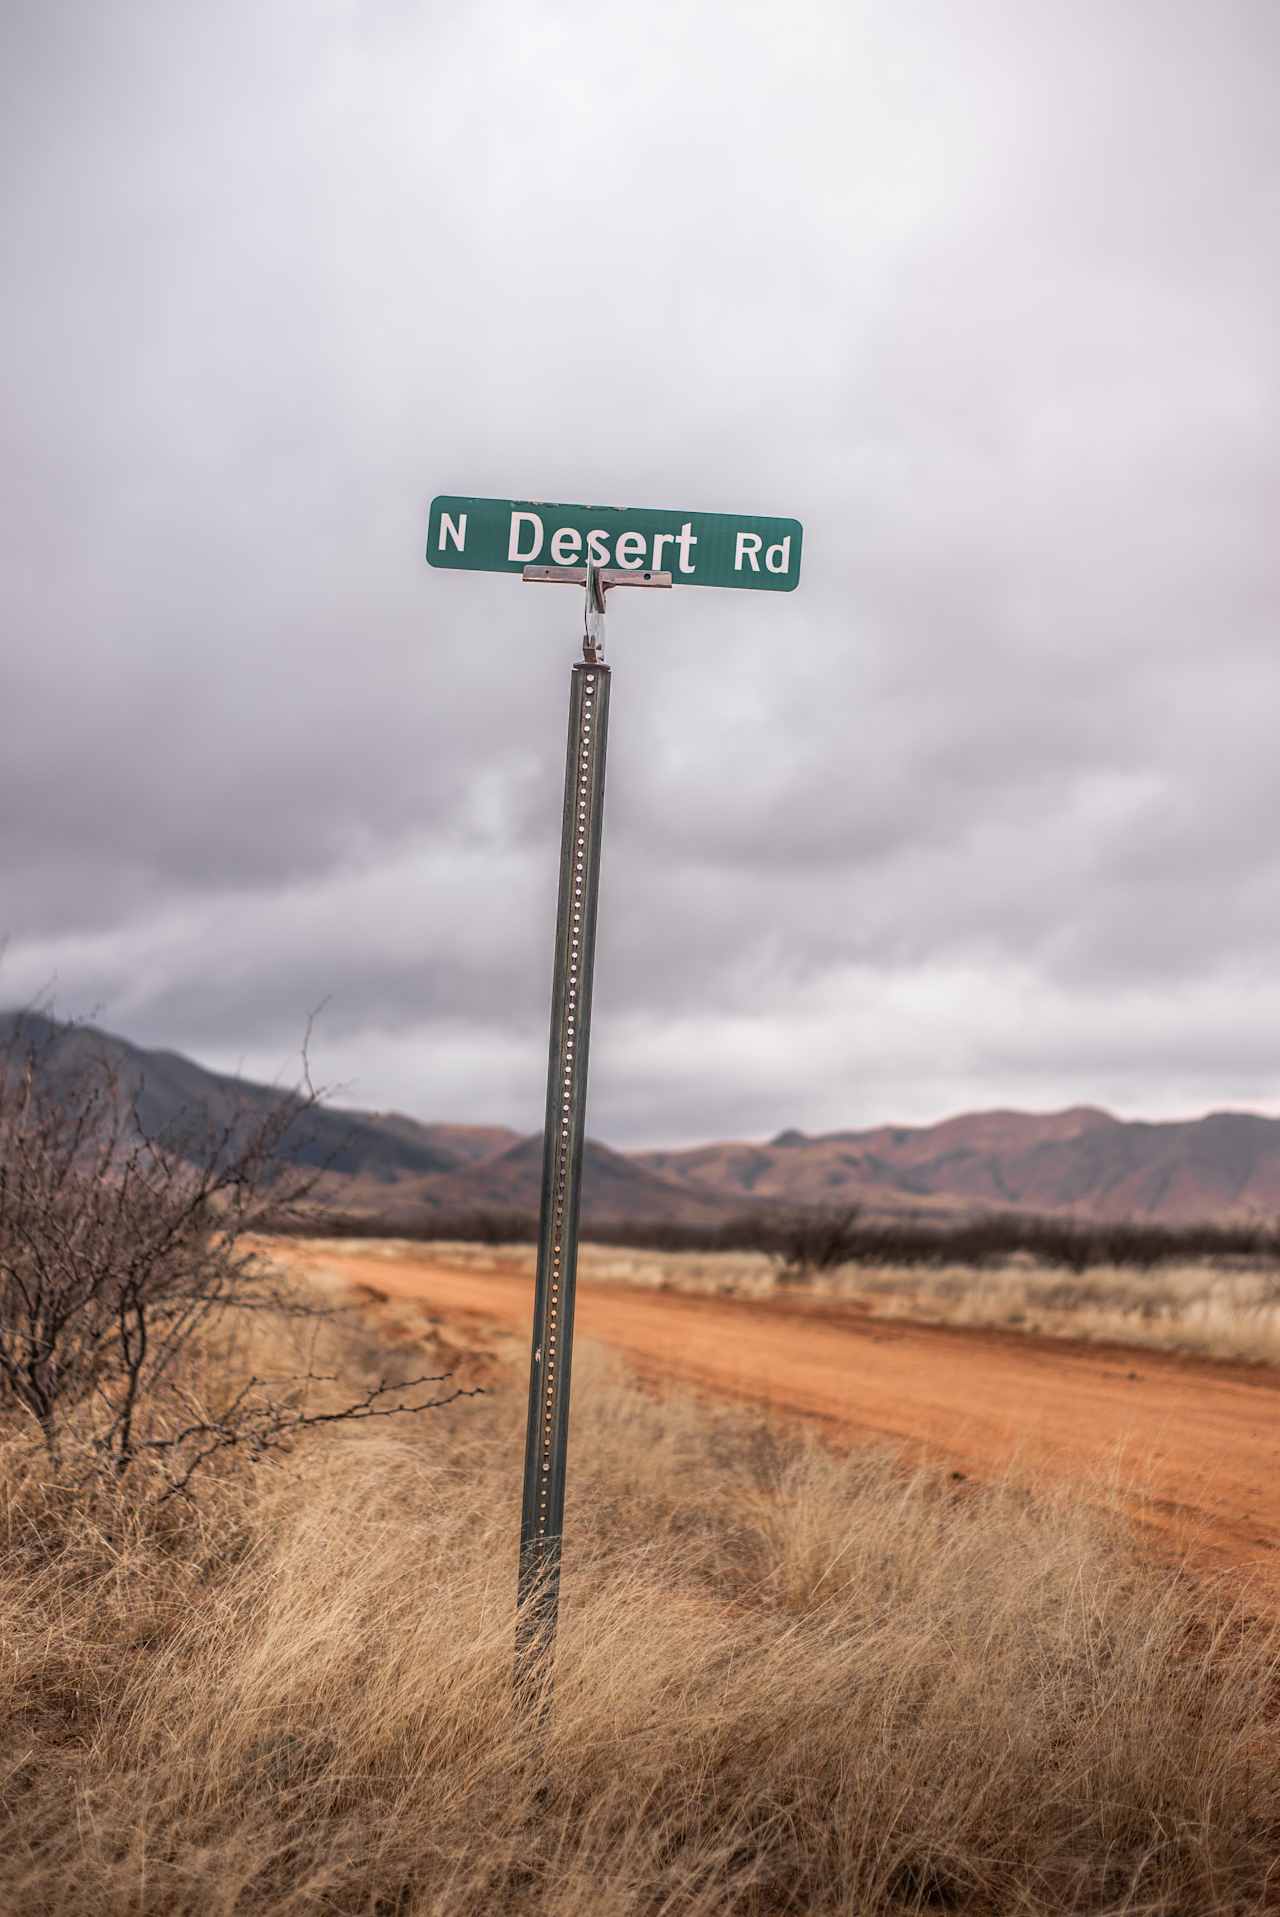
2;0;1278;1143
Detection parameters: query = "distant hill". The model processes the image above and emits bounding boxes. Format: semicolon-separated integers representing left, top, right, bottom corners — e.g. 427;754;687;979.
0;1012;722;1226
639;1107;1280;1223
0;1010;519;1186
5;1011;1279;1224
402;1132;735;1225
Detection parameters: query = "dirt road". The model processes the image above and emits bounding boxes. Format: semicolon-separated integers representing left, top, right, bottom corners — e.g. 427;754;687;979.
275;1240;1280;1601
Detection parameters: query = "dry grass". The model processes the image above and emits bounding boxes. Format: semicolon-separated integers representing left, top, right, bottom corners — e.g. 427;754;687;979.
1;1281;1278;1916
827;1256;1280;1364
377;1239;1280;1365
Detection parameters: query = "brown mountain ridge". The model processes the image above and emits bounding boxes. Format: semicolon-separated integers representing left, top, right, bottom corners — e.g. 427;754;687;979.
639;1106;1280;1223
5;1012;1278;1225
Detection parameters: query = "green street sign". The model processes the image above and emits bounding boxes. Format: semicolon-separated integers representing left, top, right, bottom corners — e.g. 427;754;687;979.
426;494;803;592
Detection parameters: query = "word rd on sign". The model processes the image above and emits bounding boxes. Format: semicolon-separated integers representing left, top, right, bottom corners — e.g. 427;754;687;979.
427;495;803;593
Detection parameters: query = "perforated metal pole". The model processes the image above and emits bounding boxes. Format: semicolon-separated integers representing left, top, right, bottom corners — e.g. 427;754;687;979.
515;648;610;1698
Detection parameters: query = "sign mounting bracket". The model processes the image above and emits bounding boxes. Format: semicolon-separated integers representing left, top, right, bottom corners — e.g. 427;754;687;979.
523;559;673;665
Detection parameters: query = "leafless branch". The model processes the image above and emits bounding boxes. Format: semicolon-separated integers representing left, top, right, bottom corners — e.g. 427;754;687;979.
0;1010;476;1492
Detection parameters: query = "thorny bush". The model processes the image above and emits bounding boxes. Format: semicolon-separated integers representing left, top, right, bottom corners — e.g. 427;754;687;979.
0;1014;477;1493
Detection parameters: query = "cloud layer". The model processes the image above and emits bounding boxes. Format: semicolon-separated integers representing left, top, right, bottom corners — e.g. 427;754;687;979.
3;0;1278;1141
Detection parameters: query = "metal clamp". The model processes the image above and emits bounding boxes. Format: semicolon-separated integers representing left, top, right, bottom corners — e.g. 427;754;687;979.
522;562;674;667
584;558;607;664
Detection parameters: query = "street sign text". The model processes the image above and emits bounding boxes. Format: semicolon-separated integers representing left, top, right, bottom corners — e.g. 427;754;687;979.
427;495;803;592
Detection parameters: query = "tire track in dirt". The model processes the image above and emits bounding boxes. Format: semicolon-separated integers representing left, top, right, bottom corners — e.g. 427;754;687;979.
273;1240;1280;1605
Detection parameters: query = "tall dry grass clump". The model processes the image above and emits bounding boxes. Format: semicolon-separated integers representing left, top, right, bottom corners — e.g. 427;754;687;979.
1;1282;1278;1916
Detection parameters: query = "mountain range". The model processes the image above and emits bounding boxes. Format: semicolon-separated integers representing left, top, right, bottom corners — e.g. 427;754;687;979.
4;1011;1279;1225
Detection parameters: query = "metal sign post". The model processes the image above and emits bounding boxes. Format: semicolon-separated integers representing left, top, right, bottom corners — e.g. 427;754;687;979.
514;559;668;1700
424;494;803;1711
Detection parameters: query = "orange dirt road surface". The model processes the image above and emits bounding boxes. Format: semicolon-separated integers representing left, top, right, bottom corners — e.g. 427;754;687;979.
273;1241;1280;1606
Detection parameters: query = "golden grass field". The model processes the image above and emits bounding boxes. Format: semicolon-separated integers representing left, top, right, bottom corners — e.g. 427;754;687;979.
2;1262;1278;1916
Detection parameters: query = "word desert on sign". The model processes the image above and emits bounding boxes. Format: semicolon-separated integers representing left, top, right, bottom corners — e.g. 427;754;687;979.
427;495;803;592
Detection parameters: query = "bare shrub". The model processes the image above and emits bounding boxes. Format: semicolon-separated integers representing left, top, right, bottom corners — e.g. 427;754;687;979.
0;1013;478;1491
770;1205;864;1282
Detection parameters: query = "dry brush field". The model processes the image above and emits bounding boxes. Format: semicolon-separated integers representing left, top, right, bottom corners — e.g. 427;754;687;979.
403;1238;1280;1367
2;1267;1279;1917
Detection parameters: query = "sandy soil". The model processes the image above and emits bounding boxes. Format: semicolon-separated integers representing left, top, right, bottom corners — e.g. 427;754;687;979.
272;1239;1280;1605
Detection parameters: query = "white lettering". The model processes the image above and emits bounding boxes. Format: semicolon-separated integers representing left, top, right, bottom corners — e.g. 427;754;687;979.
765;535;791;574
551;525;582;564
508;510;544;562
651;530;674;569
676;521;698;573
586;527;610;566
615;530;646;569
735;531;762;572
439;511;467;553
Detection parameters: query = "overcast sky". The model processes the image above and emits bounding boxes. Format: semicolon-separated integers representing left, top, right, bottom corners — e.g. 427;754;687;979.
3;0;1278;1145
